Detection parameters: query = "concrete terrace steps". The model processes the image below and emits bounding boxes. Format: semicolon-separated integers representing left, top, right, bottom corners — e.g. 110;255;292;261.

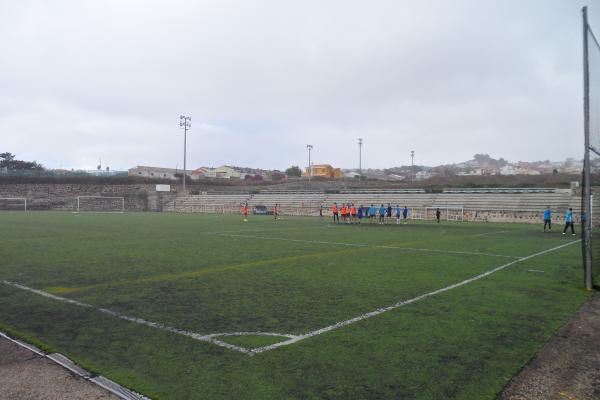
247;194;326;208
164;190;596;224
163;194;253;212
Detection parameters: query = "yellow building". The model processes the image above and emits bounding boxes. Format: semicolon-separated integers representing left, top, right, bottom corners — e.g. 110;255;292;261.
302;164;342;179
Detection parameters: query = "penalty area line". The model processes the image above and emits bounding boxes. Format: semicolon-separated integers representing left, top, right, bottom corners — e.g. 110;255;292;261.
0;240;579;356
250;239;580;354
216;233;521;259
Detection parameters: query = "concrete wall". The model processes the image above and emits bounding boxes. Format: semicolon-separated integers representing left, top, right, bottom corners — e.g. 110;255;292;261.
0;183;597;227
0;184;155;211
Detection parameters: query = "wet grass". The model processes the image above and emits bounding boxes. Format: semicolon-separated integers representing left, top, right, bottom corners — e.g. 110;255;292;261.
0;211;596;399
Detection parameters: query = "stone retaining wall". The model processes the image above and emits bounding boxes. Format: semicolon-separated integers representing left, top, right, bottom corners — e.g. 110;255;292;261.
0;183;595;227
0;184;155;211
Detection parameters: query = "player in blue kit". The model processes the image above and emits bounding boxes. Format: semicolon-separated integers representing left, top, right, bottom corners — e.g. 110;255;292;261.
369;204;376;224
563;208;575;235
543;206;552;232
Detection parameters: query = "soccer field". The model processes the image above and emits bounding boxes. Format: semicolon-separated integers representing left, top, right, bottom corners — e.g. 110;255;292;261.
0;212;594;399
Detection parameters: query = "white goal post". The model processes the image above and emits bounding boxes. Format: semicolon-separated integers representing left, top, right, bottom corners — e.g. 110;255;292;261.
74;196;125;213
446;207;464;222
191;203;226;214
426;207;464;222
0;197;27;211
409;207;426;220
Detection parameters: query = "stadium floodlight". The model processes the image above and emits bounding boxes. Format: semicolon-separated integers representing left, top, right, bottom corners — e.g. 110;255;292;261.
358;138;363;183
179;115;191;192
411;150;415;184
306;144;313;187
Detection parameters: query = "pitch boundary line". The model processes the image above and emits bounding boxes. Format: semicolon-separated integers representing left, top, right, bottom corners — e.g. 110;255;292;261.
0;240;579;356
215;233;522;259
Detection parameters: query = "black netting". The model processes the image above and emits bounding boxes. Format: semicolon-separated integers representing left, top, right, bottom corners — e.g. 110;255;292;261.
583;23;600;287
588;27;600;155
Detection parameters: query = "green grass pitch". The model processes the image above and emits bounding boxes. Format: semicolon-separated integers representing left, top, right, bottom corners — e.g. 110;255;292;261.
0;211;596;399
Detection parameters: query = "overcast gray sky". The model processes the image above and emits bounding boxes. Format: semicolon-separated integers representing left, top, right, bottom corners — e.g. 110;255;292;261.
0;0;597;171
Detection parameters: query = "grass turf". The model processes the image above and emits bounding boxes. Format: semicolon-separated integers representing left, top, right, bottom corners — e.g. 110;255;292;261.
0;211;597;399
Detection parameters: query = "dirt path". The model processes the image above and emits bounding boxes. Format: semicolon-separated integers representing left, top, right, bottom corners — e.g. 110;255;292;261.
0;337;119;400
498;290;600;400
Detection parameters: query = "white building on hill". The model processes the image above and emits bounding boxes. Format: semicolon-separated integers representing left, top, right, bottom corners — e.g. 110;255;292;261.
128;166;179;179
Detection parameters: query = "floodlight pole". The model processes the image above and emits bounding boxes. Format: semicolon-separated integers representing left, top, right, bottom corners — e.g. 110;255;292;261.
411;150;415;184
582;6;593;290
307;144;313;188
358;138;363;183
179;115;191;192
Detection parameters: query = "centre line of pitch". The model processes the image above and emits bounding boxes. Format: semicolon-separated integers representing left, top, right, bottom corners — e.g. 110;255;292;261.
0;240;579;356
215;233;522;259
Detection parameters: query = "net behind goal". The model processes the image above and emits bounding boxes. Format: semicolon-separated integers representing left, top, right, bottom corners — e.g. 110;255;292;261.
426;207;464;222
192;204;225;214
0;197;27;211
582;6;600;289
409;207;426;220
74;196;125;213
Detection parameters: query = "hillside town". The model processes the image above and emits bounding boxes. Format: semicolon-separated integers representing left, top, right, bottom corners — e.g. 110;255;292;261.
0;152;590;182
126;154;587;182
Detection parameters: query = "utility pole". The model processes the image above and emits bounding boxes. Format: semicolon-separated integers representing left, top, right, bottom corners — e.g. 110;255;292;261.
307;144;313;188
582;6;593;290
411;150;415;184
179;115;191;192
358;138;363;183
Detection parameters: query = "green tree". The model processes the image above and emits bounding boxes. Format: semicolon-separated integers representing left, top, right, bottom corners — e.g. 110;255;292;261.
0;152;43;170
285;166;302;177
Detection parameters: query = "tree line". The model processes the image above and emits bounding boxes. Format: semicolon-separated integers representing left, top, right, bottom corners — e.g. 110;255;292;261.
0;152;44;170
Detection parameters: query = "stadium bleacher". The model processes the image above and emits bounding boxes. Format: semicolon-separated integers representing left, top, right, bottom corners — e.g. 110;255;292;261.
163;189;598;225
163;193;252;213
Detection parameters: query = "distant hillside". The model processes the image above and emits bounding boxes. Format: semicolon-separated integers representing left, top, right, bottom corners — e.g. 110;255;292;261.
344;154;584;181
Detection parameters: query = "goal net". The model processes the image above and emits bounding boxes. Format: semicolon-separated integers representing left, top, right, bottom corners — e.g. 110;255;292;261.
0;197;27;211
74;196;125;213
192;204;225;214
426;207;464;222
446;207;464;222
409;207;426;220
582;6;600;289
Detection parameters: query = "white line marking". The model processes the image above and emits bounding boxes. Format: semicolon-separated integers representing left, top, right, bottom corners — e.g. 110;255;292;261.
526;269;545;273
202;226;331;235
203;332;298;339
216;233;521;259
0;281;254;355
249;240;580;354
470;230;511;237
1;240;579;356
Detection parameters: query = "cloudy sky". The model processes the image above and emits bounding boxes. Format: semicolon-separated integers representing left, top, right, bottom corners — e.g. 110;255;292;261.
0;0;597;171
